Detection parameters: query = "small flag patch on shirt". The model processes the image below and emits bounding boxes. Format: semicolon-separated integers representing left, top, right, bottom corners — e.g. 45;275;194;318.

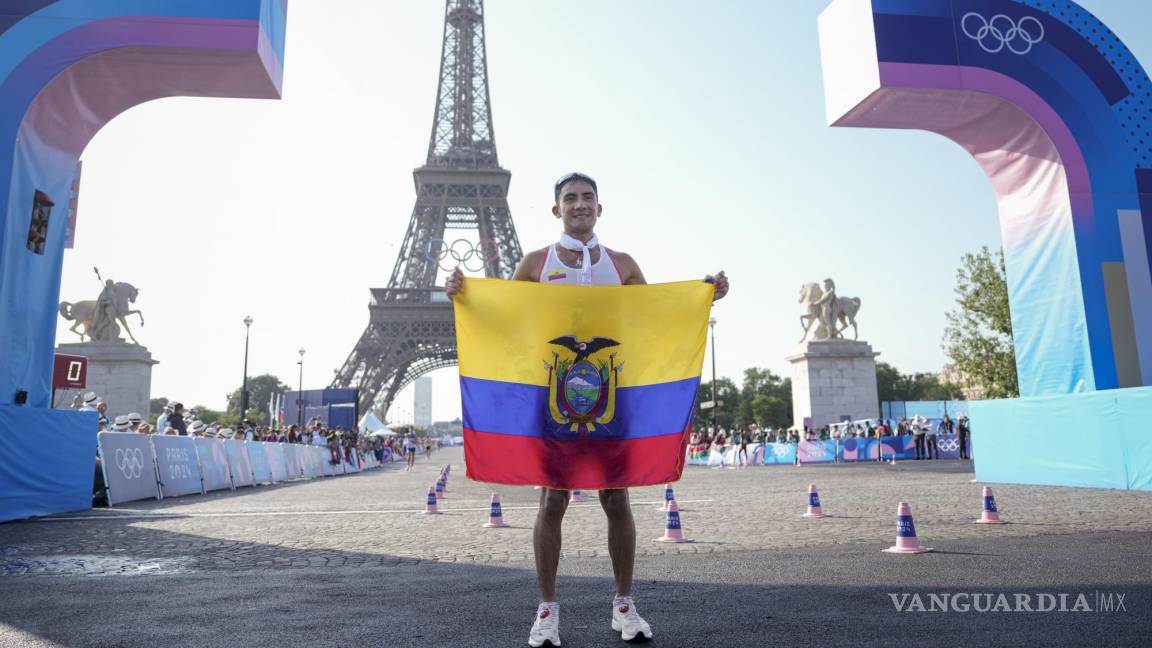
546;269;568;281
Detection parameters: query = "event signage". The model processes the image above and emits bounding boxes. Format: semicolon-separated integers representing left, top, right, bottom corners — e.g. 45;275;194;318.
97;432;158;505
51;354;87;390
223;440;254;488
151;435;203;497
195;438;233;492
797;440;836;464
246;441;273;484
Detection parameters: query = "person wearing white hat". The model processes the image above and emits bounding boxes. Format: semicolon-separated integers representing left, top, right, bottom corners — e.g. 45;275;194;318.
218;428;235;440
189;420;207;436
79;392;98;412
204;426;219;439
127;413;143;433
113;415;131;432
156;404;174;436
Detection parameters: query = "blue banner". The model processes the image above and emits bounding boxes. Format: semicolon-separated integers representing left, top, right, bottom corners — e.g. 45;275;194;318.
152;435;203;498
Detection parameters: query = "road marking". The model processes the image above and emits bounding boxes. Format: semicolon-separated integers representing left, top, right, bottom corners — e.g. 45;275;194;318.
31;499;715;522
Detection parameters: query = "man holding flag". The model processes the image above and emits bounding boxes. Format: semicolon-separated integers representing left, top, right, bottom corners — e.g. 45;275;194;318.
447;172;728;647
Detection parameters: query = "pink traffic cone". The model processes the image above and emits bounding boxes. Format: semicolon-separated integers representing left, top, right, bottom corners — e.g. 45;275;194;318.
422;486;440;515
975;486;1005;524
483;493;509;528
658;484;675;511
802;484;829;518
883;502;931;554
571;490;583;503
655;500;693;543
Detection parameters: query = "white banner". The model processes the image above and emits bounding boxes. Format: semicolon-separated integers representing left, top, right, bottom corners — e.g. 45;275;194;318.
322;447;338;476
223;439;254;488
343;448;360;473
195;438;233;492
98;432;159;505
284;444;301;479
247;441;273;484
152;435;203;498
266;443;288;482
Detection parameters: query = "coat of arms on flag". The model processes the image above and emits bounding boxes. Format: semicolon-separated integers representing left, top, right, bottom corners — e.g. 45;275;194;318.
454;279;713;489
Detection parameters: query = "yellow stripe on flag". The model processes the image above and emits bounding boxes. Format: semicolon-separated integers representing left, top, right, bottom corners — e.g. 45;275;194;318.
454;279;713;387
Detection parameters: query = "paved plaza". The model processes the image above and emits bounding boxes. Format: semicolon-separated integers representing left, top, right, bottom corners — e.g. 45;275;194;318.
1;448;1150;647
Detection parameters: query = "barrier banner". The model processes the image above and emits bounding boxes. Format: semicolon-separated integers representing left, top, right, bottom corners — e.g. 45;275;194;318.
380;447;394;464
838;437;879;462
195;438;233;492
152;435;203;498
298;446;317;478
284;444;301;479
684;443;710;465
223;439;254;487
97;432;158;505
762;442;797;465
344;449;360;473
247;441;273;484
934;433;964;460
880;435;918;460
322;449;338;476
266;443;289;482
797;440;836;464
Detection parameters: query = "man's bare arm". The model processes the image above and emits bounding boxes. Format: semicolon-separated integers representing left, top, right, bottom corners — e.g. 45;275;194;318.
511;248;547;282
610;251;647;285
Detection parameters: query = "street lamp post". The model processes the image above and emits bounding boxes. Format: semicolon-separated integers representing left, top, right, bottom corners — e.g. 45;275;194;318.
296;347;305;429
240;316;253;419
709;317;718;435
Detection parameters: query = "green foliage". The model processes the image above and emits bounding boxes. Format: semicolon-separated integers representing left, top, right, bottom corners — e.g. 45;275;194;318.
875;362;964;406
693;370;791;432
225;374;291;425
149;397;169;420
943;247;1019;398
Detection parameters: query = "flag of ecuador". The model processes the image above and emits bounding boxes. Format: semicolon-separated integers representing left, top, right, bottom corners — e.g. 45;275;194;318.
454;278;713;490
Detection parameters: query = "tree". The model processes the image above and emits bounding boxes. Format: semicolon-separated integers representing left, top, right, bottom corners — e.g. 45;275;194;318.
943;247;1019;398
225;374;290;425
693;377;740;432
876;362;965;410
736;368;792;428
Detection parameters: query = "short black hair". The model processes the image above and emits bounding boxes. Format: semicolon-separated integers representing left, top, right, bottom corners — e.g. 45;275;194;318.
554;172;598;202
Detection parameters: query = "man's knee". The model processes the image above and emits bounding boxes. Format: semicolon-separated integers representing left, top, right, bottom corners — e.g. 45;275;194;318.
599;488;631;519
539;489;570;522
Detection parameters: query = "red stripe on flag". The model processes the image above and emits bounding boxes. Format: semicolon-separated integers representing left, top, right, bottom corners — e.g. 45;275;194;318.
464;427;690;490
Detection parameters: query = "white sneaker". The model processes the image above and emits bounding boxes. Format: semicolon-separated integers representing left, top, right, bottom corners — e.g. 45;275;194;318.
611;596;653;642
528;602;561;647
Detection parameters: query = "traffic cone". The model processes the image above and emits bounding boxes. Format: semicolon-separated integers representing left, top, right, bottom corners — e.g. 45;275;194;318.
422;486;440;515
571;490;583;503
882;502;931;554
435;478;446;499
802;484;829;518
975;486;1005;524
658;484;675;511
483;493;509;528
655;500;693;543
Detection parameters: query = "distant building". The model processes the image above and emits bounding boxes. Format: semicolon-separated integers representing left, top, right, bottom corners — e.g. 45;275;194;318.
431;419;463;438
414;377;432;429
939;364;985;400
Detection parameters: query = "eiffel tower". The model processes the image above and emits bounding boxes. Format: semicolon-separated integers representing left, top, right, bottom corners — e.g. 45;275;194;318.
332;0;522;418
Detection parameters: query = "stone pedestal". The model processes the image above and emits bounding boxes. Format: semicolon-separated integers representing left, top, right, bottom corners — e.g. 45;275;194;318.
53;342;157;417
786;339;879;431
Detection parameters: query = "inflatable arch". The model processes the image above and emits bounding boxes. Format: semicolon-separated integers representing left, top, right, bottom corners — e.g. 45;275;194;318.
820;0;1152;397
0;0;286;521
819;0;1152;489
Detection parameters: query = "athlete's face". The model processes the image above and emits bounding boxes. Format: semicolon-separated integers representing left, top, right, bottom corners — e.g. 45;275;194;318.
552;180;601;237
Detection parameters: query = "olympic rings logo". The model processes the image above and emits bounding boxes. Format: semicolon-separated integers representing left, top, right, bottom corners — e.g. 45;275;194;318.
961;13;1044;55
114;447;145;479
772;445;792;457
937;439;960;452
423;238;499;273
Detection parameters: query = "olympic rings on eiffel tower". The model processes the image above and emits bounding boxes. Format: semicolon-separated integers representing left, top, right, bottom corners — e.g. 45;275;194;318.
423;238;500;273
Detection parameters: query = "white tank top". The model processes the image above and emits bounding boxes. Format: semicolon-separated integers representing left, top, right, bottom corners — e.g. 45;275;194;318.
537;243;623;286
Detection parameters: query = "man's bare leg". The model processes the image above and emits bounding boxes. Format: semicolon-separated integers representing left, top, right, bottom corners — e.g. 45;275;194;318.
534;488;570;601
599;488;635;596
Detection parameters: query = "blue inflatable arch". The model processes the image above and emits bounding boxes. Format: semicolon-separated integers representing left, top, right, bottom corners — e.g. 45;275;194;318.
820;0;1152;397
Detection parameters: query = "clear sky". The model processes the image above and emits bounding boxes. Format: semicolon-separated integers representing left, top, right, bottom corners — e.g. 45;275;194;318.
56;0;1152;423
